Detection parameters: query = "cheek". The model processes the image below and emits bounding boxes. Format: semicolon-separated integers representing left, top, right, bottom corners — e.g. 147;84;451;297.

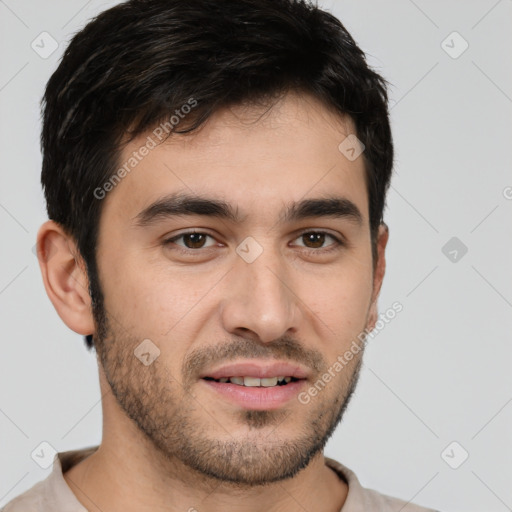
299;257;374;346
99;252;220;338
98;232;374;344
322;279;371;331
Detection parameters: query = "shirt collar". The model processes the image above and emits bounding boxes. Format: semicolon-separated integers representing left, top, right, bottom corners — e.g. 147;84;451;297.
51;447;362;511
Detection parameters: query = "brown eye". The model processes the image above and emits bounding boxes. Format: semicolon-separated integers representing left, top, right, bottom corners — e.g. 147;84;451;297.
293;231;342;252
302;232;326;249
164;231;216;251
180;233;209;249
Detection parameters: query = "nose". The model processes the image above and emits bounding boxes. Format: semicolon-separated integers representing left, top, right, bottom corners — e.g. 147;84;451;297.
220;245;302;344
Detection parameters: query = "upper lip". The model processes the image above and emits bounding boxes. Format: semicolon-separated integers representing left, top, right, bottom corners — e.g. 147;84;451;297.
200;360;310;380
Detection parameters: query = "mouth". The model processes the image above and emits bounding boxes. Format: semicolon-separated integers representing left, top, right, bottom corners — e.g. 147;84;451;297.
199;361;310;410
202;376;302;387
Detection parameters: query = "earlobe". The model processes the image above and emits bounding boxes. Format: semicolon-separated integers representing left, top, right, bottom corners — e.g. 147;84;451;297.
36;220;95;336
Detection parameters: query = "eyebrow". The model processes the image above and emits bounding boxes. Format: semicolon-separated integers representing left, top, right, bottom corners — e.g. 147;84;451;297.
133;191;363;228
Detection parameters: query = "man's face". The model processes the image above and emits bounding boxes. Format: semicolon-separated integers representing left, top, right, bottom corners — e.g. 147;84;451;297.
92;92;384;486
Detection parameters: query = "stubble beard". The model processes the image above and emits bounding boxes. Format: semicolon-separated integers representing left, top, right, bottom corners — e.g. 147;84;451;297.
92;298;365;488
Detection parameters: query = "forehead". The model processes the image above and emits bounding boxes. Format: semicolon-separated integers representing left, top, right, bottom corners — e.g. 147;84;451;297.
101;92;368;227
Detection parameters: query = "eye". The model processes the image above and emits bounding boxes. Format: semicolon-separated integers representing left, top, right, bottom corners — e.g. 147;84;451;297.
164;231;217;252
163;229;344;256
292;231;343;253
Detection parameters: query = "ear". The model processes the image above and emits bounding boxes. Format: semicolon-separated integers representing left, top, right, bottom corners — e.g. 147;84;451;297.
366;223;389;331
36;220;95;336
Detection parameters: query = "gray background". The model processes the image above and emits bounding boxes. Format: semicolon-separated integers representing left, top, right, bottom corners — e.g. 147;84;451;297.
1;1;511;510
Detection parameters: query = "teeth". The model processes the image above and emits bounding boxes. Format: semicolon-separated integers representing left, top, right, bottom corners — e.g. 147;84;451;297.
243;376;261;387
214;376;295;387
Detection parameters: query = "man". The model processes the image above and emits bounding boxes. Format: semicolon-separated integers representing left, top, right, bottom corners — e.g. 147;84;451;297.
3;0;439;510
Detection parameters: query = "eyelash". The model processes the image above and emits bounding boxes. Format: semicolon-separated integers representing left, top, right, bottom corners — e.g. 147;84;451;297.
163;230;344;256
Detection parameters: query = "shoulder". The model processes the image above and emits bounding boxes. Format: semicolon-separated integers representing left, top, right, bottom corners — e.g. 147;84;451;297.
355;486;440;512
1;446;97;512
324;457;440;512
1;480;44;512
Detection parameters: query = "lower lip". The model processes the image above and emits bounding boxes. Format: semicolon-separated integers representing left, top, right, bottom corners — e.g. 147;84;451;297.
201;379;307;410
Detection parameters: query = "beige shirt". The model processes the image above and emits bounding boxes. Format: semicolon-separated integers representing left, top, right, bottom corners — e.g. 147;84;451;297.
2;446;439;512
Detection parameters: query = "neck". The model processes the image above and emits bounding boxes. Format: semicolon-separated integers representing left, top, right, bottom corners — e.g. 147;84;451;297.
63;437;347;512
63;369;348;512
